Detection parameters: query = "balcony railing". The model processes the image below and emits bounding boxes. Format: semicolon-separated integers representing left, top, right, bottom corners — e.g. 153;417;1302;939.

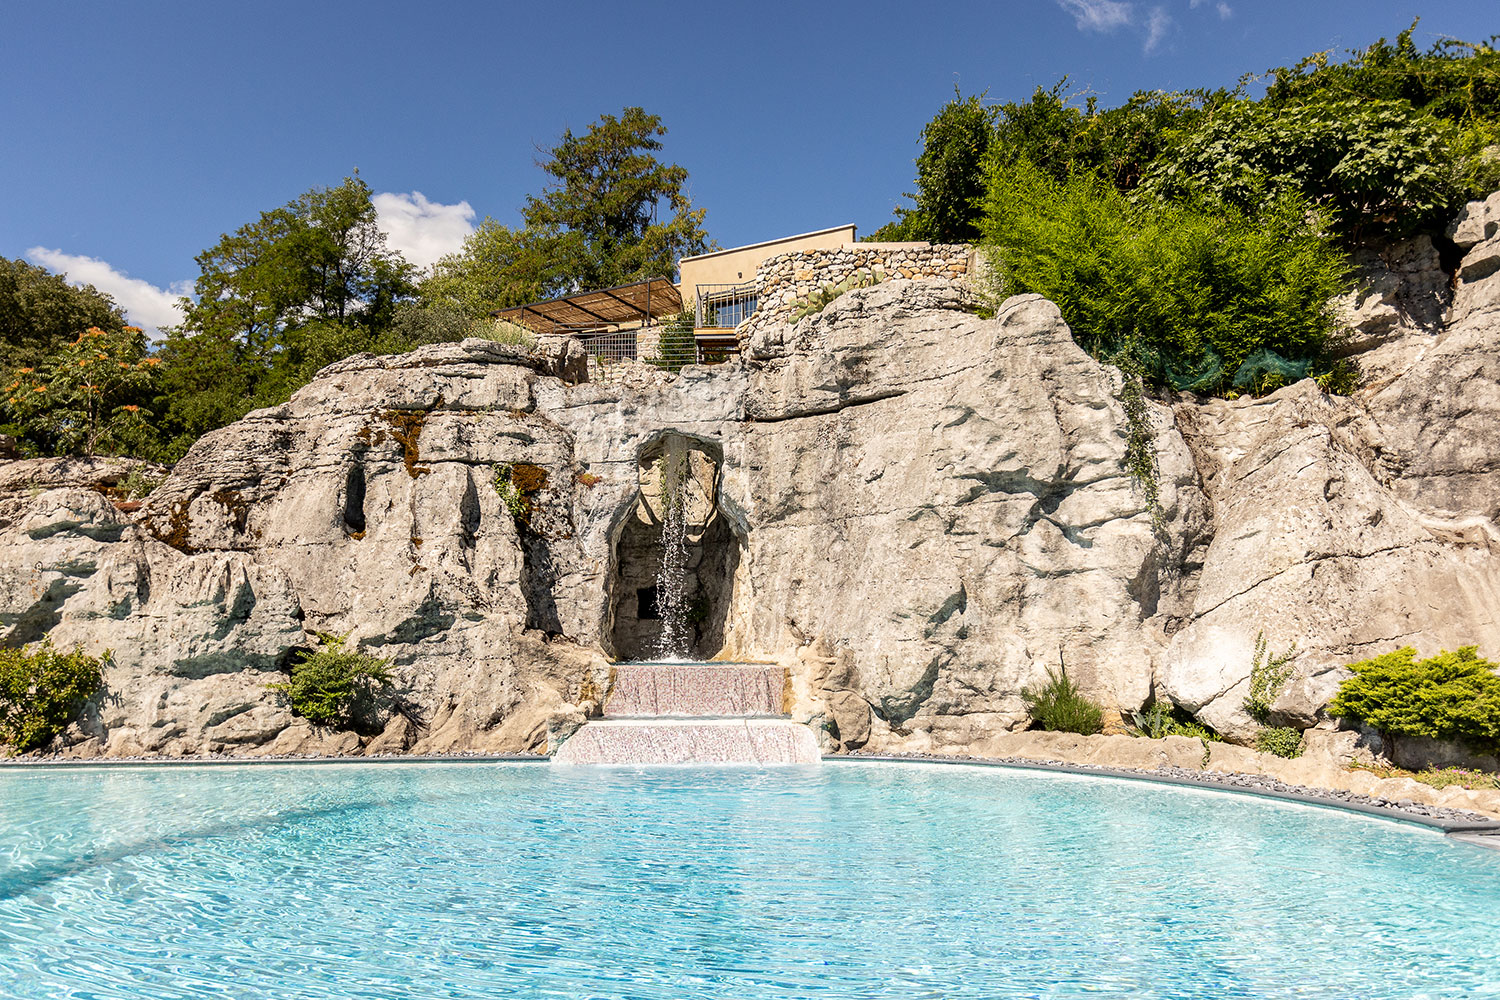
694;281;758;329
573;322;702;382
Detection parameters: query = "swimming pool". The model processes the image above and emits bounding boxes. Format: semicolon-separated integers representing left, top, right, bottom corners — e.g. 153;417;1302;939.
1;761;1496;999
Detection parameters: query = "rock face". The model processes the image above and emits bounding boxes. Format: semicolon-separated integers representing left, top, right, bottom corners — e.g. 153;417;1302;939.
5;197;1500;764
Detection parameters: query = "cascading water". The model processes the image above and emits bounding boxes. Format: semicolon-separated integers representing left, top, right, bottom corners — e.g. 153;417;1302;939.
652;442;692;660
559;433;819;763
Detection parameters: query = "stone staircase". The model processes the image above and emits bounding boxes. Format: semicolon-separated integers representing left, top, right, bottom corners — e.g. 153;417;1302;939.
552;662;821;765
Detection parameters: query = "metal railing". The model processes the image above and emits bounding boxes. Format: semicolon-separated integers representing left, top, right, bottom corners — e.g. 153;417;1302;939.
577;323;703;382
694;281;758;329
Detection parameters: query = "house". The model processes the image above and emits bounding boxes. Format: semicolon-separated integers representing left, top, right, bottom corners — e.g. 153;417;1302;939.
492;225;858;374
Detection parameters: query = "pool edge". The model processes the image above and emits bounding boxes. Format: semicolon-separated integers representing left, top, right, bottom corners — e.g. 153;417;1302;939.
827;753;1500;849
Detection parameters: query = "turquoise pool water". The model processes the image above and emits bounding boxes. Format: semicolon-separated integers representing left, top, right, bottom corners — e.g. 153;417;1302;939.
1;761;1496;999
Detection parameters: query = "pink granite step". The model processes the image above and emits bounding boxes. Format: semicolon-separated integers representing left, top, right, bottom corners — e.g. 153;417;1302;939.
552;718;820;765
605;662;785;717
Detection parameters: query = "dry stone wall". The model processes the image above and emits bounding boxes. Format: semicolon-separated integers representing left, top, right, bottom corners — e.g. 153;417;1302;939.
745;242;972;332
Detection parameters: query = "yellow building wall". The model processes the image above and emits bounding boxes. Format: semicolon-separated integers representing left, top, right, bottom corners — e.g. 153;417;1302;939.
677;224;856;305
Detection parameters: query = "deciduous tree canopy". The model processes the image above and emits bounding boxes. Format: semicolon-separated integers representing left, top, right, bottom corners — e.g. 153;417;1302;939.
424;108;710;316
0;258;125;372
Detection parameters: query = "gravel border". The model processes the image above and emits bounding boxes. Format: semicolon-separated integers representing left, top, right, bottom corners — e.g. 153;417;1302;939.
836;752;1500;846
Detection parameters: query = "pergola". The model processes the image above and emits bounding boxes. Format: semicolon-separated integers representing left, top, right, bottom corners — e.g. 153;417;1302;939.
492;277;683;335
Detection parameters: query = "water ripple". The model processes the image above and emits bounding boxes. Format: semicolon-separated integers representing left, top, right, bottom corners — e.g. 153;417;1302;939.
0;762;1496;999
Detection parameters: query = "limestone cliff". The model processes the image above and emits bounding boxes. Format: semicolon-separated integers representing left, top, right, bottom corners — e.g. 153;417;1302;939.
5;196;1500;763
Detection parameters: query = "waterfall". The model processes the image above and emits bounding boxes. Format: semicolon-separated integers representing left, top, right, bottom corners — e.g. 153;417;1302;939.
653;443;692;660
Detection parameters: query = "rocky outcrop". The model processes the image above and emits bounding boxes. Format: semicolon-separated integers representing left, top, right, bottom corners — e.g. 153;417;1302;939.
4;196;1500;769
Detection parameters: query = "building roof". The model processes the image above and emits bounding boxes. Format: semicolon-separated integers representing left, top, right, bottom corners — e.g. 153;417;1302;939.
678;224;857;264
492;277;683;335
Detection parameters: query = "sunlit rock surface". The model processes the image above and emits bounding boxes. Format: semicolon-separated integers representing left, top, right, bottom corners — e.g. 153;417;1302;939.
5;194;1500;761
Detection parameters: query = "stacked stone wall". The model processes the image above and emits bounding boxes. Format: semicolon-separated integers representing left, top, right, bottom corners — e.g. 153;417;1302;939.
746;243;972;332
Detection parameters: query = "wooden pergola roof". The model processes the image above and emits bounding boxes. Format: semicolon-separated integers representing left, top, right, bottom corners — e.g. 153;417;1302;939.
492;277;683;335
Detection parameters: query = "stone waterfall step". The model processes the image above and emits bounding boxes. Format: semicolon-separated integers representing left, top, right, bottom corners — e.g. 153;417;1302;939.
552;718;821;765
605;661;786;717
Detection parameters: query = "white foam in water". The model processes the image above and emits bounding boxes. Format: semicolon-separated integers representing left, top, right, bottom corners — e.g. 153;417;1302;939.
652;441;692;660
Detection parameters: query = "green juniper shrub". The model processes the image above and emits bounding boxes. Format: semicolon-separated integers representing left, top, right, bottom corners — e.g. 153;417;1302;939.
982;158;1354;400
268;633;393;729
1022;667;1104;736
1329;645;1500;753
0;640;105;754
1255;725;1306;759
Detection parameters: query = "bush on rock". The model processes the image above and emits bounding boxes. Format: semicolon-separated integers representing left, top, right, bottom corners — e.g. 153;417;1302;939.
982;159;1354;399
1254;726;1305;759
269;633;393;729
0;641;105;754
1022;668;1104;735
1329;646;1500;753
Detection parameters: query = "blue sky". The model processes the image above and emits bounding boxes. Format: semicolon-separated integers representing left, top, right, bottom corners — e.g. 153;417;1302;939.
2;1;1493;334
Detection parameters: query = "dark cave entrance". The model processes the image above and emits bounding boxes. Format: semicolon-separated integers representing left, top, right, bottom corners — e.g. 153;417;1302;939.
608;434;743;661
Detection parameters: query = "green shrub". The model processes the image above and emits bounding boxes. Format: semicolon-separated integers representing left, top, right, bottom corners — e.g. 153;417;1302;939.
647;318;698;373
473;318;536;349
1255;726;1305;759
1022;667;1103;735
1244;630;1298;723
1413;766;1499;791
1129;700;1217;741
269;633;392;729
982;158;1353;399
115;465;163;500
791;270;885;323
1140;97;1463;239
1329;646;1500;752
0;641;105;754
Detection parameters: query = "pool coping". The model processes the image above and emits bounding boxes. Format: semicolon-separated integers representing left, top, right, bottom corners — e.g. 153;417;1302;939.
0;753;549;770
833;753;1500;849
6;749;1498;851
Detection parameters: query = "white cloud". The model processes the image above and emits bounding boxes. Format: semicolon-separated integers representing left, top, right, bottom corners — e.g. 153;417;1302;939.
1144;6;1173;53
373;191;476;271
1216;2;1232;18
26;247;188;337
1054;0;1172;53
1054;0;1134;32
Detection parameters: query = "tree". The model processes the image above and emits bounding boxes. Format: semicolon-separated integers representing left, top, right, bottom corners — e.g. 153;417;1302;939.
421;219;559;316
1140;97;1463;239
1263;20;1500;124
425;108;711;315
2;326;158;457
182;174;414;351
521;107;711;292
0;258;125;372
870;84;1220;243
159;175;417;453
911;91;995;242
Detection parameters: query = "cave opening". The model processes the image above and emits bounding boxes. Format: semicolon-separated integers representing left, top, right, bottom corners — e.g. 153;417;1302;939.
608;434;743;662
